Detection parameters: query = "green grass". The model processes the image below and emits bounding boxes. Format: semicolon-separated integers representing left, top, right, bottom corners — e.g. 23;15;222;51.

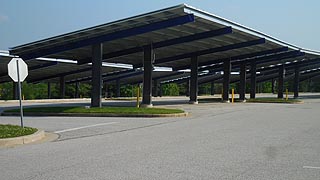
5;106;184;114
0;124;38;139
246;98;302;104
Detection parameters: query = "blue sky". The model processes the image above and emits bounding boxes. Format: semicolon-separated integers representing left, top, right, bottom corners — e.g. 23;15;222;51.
0;0;319;51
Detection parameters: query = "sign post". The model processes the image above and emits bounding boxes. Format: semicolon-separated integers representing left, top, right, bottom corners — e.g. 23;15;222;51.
8;58;28;128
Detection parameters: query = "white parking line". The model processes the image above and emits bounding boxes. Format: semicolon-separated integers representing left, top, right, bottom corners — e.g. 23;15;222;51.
303;166;320;169
54;122;119;133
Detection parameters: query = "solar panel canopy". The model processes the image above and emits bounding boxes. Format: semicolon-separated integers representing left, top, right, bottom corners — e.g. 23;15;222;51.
5;4;320;85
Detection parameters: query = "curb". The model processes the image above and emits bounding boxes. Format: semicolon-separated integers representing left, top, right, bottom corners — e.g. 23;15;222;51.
0;130;45;147
1;112;189;118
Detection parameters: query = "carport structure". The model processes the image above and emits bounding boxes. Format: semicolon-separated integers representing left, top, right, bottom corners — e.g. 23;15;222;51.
0;52;129;99
9;4;320;107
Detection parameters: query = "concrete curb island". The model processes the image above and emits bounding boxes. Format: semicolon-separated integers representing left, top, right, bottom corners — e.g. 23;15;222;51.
0;130;45;147
1;112;189;118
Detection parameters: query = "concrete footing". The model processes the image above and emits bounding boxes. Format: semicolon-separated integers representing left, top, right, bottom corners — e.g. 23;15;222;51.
189;101;198;104
140;104;153;108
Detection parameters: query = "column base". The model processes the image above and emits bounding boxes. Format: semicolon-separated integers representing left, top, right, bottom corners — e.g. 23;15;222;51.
189;101;198;104
140;104;153;108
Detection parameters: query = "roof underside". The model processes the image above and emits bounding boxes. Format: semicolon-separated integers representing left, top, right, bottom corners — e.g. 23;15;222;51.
6;4;320;85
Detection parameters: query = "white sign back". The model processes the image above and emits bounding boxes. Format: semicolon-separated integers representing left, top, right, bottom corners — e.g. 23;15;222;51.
8;58;28;82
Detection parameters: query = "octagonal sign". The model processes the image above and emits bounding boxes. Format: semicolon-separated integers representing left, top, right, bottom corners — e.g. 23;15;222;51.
8;58;28;82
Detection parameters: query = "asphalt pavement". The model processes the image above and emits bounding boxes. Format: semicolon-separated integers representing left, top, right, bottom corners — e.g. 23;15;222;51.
0;94;320;179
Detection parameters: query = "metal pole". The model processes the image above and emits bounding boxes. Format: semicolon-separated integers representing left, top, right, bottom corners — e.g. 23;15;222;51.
136;85;140;108
16;59;24;128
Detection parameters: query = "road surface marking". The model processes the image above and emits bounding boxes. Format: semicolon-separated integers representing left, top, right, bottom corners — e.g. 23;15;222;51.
54;122;119;133
303;166;320;169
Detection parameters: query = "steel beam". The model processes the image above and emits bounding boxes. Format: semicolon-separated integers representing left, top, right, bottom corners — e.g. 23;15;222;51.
103;71;143;83
271;78;275;94
239;62;246;101
186;80;190;97
250;61;257;99
29;67;92;83
141;45;153;107
78;27;232;64
145;38;265;67
189;56;198;104
13;82;18;100
66;69;136;84
153;79;158;97
47;82;51;99
294;66;300;98
159;83;163;97
0;61;58;79
116;79;120;97
222;59;231;102
59;76;65;99
175;47;287;71
91;43;103;107
210;81;215;95
75;82;79;98
153;72;185;80
300;69;320;82
278;65;285;99
16;15;195;60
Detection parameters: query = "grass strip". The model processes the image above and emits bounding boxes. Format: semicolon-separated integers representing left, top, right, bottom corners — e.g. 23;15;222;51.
5;106;184;114
0;124;38;139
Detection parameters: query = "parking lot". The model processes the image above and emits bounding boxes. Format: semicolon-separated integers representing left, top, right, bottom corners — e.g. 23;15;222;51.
1;94;320;179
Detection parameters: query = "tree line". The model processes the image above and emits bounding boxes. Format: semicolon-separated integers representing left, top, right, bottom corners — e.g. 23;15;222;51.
0;78;319;100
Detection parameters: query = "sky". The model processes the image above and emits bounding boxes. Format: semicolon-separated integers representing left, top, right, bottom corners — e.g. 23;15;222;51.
0;0;319;51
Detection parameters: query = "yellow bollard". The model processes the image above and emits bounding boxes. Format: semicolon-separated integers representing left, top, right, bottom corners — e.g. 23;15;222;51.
231;89;234;103
23;95;25;100
136;85;140;108
286;88;288;101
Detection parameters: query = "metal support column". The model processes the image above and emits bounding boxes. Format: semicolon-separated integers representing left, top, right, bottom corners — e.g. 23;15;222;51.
116;79;120;98
159;83;163;97
239;62;246;102
91;43;103;107
294;66;300;98
47;82;51;99
153;79;158;97
185;80;190;97
141;45;153;107
75;82;79;98
189;56;198;104
210;81;215;96
250;61;257;99
59;76;65;99
222;59;231;102
271;78;275;94
13;82;18;100
278;65;285;98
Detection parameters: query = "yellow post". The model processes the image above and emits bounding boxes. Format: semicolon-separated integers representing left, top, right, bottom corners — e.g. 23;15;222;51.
23;95;25;100
231;89;234;103
286;88;288;101
136;85;140;108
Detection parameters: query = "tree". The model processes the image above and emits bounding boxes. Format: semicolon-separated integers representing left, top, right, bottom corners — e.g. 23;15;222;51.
162;83;179;96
